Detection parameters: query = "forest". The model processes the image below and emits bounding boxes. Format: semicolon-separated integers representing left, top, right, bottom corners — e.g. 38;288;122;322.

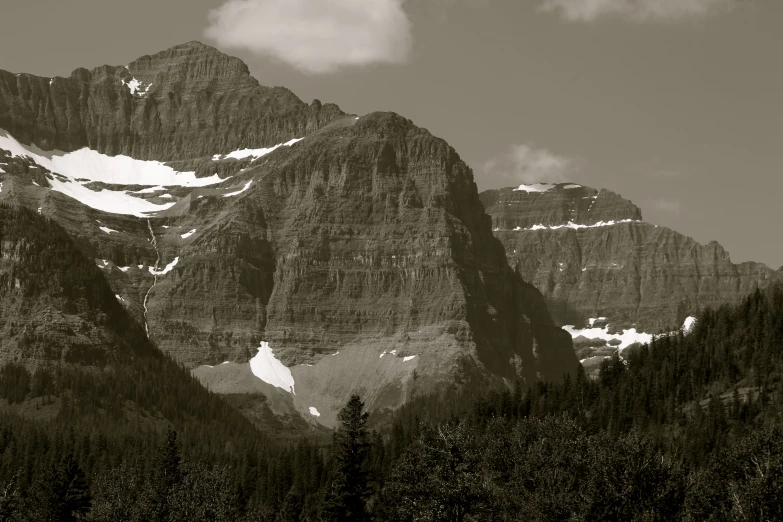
1;205;782;520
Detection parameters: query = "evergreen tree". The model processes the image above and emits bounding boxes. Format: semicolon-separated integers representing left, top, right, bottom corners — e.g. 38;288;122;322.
322;395;371;522
31;454;92;522
144;430;185;522
0;475;18;522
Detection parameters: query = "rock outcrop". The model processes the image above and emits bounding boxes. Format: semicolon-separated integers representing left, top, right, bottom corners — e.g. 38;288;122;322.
480;183;780;333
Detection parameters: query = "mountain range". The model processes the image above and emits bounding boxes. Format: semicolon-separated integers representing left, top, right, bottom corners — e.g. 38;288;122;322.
0;41;578;428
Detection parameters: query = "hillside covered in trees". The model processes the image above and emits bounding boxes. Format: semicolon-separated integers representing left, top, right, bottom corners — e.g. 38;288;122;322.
1;247;782;520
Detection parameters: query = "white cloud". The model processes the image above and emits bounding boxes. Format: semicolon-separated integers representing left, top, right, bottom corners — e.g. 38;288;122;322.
204;0;413;74
653;198;681;214
481;144;578;187
539;0;738;22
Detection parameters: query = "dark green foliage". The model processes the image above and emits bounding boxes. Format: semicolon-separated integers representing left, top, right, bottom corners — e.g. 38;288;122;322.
322;395;371;522
1;197;783;520
144;430;186;522
383;422;499;522
27;453;92;522
0;476;18;522
0;365;29;405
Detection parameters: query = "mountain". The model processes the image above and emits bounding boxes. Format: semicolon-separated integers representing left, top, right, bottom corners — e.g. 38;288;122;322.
0;42;579;427
0;202;298;439
480;182;781;370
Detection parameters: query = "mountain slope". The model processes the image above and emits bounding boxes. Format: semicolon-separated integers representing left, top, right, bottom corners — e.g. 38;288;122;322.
480;182;780;368
0;42;579;427
0;202;301;440
0;202;152;365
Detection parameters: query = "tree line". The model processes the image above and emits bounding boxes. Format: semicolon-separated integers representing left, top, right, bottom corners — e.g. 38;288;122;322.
1;202;782;521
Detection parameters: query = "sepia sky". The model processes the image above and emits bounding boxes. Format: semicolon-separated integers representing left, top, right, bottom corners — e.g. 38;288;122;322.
0;0;781;267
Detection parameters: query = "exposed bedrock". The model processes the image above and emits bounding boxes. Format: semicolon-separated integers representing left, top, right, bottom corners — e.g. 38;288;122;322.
480;183;780;332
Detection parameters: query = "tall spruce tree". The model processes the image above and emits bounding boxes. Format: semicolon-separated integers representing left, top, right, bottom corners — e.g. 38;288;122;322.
145;430;185;522
31;454;92;522
322;395;371;522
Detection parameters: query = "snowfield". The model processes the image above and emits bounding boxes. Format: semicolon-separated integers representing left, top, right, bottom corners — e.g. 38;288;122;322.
149;257;179;276
513;183;555;193
567;316;701;353
563;323;653;351
249;341;296;393
0;129;307;218
213;137;304;161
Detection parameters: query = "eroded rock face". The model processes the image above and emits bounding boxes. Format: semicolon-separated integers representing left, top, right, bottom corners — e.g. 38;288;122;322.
480;183;780;332
0;41;343;164
146;114;577;384
0;43;579;423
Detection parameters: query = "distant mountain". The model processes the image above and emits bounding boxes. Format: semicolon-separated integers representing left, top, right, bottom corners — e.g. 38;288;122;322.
480;182;781;371
0;42;579;428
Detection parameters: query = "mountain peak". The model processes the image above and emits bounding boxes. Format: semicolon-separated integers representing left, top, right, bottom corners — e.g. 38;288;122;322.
127;40;254;87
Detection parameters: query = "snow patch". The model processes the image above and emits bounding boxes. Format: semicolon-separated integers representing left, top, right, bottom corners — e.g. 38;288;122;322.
682;316;697;333
223;180;253;198
158;194;173;199
510;219;639;232
99;226;118;234
46;175;175;217
563;323;653;351
0;129;229;217
118;266;130;273
0;129;225;186
403;355;417;362
122;78;142;95
249;341;295;393
513;183;554;193
562;184;582;189
181;229;197;239
115;294;125;303
213;137;304;162
130;186;166;194
309;407;321;417
149;257;179;276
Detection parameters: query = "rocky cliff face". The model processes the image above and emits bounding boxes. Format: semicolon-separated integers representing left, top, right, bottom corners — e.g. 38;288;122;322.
0;204;151;365
480;183;780;345
0;41;343;165
0;43;578;426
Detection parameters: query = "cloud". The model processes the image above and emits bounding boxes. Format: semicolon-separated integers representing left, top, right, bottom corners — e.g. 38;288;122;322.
539;0;738;22
481;144;578;187
653;198;681;214
204;0;413;74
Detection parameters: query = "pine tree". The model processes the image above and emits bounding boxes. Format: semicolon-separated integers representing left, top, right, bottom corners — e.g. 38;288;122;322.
0;475;18;522
322;395;371;522
32;454;92;522
145;429;185;522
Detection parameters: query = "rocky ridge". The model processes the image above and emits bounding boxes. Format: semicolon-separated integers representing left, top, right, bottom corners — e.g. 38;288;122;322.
480;183;781;368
